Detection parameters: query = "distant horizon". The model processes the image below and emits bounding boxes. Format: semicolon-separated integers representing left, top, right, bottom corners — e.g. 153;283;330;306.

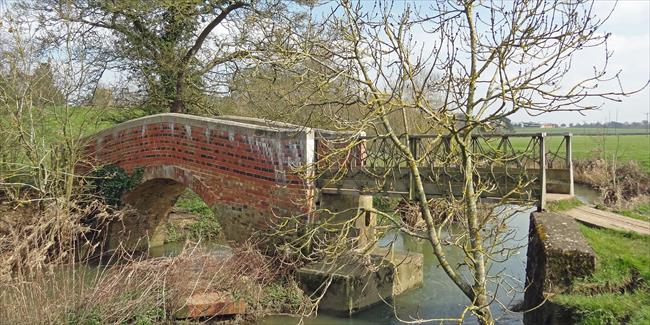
510;116;648;125
509;1;650;125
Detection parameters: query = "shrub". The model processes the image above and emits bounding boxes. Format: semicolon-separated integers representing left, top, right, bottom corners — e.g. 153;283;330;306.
574;159;650;207
89;165;144;206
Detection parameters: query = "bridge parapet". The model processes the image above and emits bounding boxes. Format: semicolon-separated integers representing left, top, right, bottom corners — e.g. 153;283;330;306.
314;132;575;211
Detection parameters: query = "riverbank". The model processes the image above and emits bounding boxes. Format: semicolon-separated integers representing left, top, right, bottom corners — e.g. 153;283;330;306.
530;184;650;324
0;243;311;324
552;225;650;324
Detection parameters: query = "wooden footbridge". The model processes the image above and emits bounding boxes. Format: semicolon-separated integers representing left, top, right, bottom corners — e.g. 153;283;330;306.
315;132;575;211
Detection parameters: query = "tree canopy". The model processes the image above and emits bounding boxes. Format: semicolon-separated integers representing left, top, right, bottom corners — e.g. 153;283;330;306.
26;0;314;113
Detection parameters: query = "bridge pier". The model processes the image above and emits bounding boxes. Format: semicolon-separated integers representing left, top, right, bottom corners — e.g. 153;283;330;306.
298;191;423;315
318;192;376;249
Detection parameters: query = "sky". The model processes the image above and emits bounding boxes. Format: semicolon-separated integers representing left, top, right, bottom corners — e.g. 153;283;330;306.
310;0;650;124
2;0;647;124
514;0;650;124
388;1;649;124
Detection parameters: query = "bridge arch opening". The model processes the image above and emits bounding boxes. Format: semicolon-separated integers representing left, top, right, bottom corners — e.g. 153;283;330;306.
106;165;225;251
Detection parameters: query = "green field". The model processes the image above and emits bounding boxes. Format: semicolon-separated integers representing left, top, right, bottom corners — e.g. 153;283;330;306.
509;134;650;172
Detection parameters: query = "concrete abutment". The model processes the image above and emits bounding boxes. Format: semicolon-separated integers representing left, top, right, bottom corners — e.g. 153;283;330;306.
523;212;596;324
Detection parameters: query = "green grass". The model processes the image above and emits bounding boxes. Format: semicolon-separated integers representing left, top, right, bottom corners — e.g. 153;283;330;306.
554;292;650;325
578;225;650;285
1;106;146;168
616;202;650;223
547;197;583;212
172;189;221;241
553;225;650;324
4;105;132;140
509;134;650;172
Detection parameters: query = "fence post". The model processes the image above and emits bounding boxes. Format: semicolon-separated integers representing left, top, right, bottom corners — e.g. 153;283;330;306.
538;133;547;211
409;136;418;201
565;133;574;196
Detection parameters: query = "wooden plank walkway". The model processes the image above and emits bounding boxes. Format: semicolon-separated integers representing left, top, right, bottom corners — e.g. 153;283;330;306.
565;205;650;236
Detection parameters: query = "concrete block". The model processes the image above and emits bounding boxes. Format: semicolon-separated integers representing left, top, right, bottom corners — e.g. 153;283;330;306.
523;212;596;324
297;249;423;315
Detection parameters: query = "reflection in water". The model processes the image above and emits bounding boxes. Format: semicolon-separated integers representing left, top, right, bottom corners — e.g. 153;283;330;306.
147;241;232;258
574;184;600;204
262;206;534;325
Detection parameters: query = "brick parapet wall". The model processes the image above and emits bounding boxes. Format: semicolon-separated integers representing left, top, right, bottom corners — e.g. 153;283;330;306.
83;114;321;236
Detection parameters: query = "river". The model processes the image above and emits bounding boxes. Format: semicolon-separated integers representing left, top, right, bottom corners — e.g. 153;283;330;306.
147;206;531;324
260;205;534;325
151;185;602;324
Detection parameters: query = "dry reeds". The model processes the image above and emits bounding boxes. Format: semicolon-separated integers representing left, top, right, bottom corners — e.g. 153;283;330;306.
574;158;650;207
0;241;310;324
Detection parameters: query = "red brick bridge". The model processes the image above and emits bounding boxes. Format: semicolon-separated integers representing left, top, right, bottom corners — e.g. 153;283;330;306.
84;113;346;248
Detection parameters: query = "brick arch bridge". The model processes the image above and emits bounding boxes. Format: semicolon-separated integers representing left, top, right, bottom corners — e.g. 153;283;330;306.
83;113;346;248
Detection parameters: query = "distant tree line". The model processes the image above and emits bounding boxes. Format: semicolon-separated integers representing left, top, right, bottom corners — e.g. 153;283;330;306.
516;120;649;129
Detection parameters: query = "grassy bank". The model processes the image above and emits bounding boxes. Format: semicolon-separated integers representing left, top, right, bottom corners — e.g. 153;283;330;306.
167;189;222;243
546;197;583;212
553;225;650;324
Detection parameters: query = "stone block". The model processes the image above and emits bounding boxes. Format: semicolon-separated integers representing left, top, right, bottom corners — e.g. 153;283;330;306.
297;249;423;315
174;292;247;319
524;212;596;324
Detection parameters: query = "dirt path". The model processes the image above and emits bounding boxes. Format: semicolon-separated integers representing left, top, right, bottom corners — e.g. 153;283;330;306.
565;205;650;236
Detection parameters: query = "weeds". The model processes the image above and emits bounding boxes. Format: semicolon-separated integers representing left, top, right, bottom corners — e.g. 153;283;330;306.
574;158;650;208
0;243;311;324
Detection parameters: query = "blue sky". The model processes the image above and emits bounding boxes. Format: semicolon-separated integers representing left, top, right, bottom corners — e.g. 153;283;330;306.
311;0;650;124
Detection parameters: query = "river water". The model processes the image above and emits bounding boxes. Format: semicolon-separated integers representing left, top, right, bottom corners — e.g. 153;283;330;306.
146;207;531;324
151;185;601;324
574;184;600;204
259;205;534;325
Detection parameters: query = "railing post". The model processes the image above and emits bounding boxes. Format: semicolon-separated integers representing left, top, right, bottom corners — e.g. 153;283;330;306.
565;133;574;196
306;130;317;222
408;136;418;201
538;133;547;211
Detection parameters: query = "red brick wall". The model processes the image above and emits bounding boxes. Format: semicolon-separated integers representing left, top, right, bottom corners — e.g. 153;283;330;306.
83;114;316;241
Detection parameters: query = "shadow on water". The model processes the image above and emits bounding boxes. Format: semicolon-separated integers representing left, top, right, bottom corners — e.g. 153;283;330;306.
261;205;535;325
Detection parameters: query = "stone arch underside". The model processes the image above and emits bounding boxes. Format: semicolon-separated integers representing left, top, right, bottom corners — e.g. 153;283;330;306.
84;114;316;249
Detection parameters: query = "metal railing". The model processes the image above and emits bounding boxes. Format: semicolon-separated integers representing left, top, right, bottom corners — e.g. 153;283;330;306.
314;132;574;211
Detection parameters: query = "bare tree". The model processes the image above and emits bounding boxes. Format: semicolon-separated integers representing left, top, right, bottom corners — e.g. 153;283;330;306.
0;8;113;278
268;0;645;323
